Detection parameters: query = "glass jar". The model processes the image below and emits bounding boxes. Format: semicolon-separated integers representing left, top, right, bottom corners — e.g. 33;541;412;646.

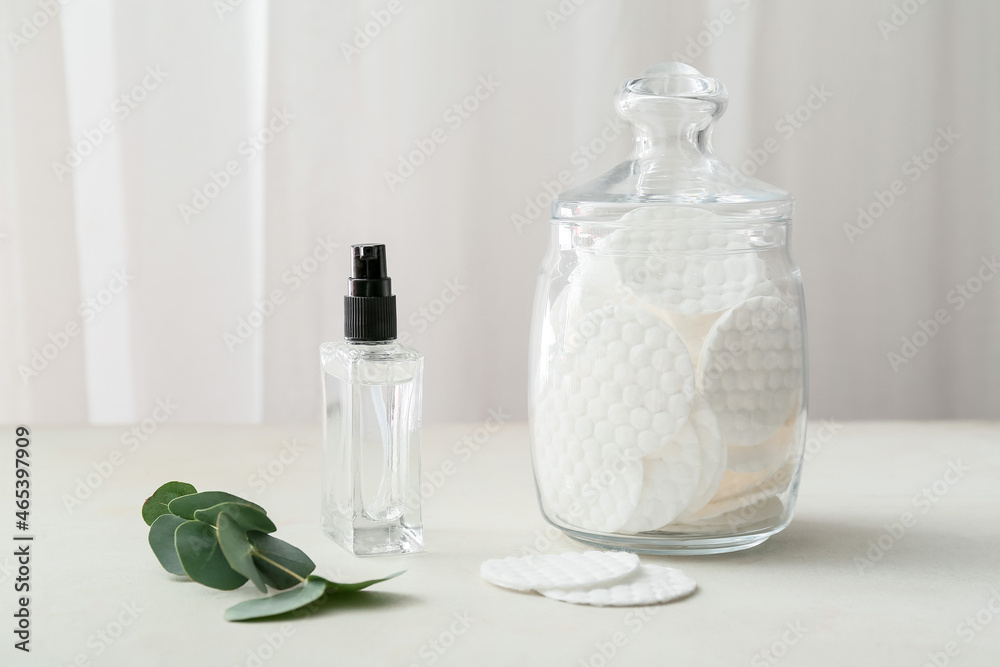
528;63;807;555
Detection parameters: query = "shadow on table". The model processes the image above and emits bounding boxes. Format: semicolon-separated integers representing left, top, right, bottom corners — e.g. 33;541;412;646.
238;591;422;623
313;590;422;618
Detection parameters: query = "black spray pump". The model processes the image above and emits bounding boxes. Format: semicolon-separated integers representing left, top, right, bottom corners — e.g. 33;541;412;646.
344;244;397;342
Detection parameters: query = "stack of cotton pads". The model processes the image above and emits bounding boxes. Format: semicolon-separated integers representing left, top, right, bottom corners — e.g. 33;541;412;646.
480;551;696;607
532;212;804;536
609;227;764;316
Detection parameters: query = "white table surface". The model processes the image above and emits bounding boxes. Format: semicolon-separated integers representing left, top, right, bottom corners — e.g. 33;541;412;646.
7;421;999;666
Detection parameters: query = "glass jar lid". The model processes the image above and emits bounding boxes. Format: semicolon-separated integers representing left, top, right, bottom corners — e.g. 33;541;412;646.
553;62;793;223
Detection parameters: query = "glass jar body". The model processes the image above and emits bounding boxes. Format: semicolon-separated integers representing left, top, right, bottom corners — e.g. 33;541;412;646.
528;216;807;554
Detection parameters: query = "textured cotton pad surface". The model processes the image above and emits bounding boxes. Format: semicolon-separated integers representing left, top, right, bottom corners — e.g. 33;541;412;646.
660;309;724;368
697;296;803;447
540;564;697;606
604;224;764;316
676;396;727;521
549;255;628;341
533;409;645;533
619;422;702;534
534;303;695;532
480;551;640;592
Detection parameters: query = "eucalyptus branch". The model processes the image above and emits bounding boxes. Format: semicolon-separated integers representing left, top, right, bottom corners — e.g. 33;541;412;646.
142;481;402;621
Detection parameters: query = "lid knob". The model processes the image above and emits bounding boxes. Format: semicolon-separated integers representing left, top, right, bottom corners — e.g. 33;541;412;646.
613;62;732;194
551;62;792;218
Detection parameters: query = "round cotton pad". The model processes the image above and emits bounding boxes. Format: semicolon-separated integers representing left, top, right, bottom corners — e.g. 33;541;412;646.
697;296;803;447
603;212;764;316
726;412;797;473
676;396;727;520
688;460;796;521
710;460;785;503
663;497;785;534
549;255;627;341
534;303;696;532
619;422;703;534
533;414;644;533
540;564;696;606
480;551;640;593
748;279;783;300
581;304;696;454
660;309;724;369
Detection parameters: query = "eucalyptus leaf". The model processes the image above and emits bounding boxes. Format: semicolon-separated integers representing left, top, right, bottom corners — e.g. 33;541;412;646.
255;559;304;591
175;520;248;590
148;514;187;576
224;577;327;622
194;502;276;533
224;572;404;622
216;512;268;593
317;570;405;593
246;531;315;589
142;481;197;526
168;492;265;520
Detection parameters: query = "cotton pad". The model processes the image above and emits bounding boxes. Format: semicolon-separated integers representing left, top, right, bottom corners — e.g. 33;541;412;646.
632;297;723;369
480;551;639;592
748;279;783;300
697;296;803;447
619;421;703;534
676;396;727;520
576;304;696;454
549;254;628;341
602;208;765;316
534;303;696;532
726;412;798;473
533;416;644;533
540;564;697;606
663;497;785;534
687;460;796;521
660;309;724;369
710;460;785;504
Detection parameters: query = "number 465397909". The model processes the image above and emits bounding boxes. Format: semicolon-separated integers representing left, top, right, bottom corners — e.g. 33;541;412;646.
15;425;30;530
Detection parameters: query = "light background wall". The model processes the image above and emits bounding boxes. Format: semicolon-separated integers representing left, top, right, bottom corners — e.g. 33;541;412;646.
1;0;997;425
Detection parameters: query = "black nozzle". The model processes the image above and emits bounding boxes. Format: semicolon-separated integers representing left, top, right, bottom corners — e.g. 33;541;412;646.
349;245;391;296
345;244;397;341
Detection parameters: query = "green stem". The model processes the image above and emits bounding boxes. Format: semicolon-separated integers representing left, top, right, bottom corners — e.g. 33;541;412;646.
250;550;307;583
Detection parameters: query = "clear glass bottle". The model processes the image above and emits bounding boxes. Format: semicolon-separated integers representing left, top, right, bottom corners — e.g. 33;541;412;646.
528;63;807;555
321;244;424;556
